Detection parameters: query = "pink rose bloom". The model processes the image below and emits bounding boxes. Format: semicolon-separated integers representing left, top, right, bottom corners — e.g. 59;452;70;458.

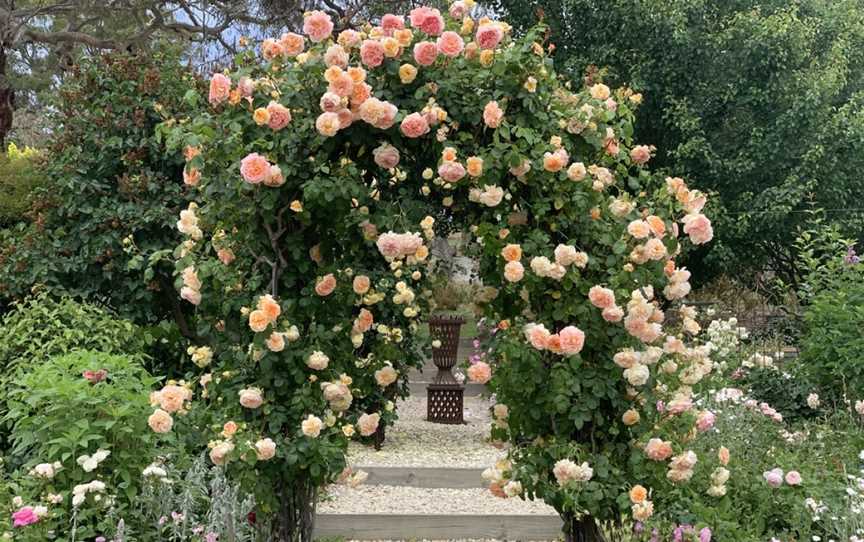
602;305;624;322
696;410;716;432
360;39;385;67
239;388;264;409
630;145;652;165
320;92;343;112
605;98;618;111
449;1;467;19
324;44;349;68
558;326;585;355
266;101;292;131
785;470;802;486
437;31;465;57
303;10;334;42
376;233;401;259
763;468;784;488
315;273;337;296
668;397;693;415
381;14;405;36
467;361;492;384
476;24;504;50
217;248;235;265
438;161;466;183
483;100;504;128
208;73;231;106
180;286;201;305
400;112;430;138
237;76;256;97
525;323;551;350
12;506;39;527
240;153;271;184
373;143;400;169
413;41;439;66
682;213;713;245
644;438;673;461
588;285;616;309
336;108;354;129
409;7;444;36
280;32;305;56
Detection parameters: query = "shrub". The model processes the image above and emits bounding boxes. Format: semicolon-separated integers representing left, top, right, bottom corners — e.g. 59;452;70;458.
798;260;864;407
3;350;160;539
0;292;148;374
0;47;197;331
0;143;43;227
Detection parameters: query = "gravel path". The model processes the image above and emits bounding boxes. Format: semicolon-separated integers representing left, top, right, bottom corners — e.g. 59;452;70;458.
347;396;507;468
318;485;557;516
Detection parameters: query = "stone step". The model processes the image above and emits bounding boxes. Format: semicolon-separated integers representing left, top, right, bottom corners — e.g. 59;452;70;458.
314;513;563;540
357;466;486;488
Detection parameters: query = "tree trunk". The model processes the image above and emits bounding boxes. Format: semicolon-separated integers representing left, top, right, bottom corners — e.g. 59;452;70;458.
563;514;607;542
0;45;13;148
272;477;317;542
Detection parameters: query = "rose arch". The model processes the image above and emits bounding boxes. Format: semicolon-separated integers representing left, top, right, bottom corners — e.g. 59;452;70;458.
157;4;717;541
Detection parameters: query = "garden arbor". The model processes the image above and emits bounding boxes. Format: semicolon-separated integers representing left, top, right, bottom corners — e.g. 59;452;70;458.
158;5;718;541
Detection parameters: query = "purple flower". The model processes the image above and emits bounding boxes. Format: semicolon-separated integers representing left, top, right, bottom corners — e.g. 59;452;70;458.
649;528;659;542
699;527;712;542
844;246;860;265
633;521;644;533
205;534;219;542
95;538;106;542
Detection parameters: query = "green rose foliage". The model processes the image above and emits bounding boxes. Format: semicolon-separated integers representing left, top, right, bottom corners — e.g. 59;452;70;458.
0;48;198;332
160;7;717;535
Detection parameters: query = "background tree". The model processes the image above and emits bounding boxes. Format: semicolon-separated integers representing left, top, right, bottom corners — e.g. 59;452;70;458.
488;0;864;287
0;0;273;147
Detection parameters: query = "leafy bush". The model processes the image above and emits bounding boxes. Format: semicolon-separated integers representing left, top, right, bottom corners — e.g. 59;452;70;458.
798;261;864;406
744;364;817;424
0;47;197;330
0;292;147;374
3;350;160;539
0;143;43;227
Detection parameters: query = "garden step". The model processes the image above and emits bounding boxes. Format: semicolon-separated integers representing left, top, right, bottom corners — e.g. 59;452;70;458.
314;513;563;540
355;466;486;488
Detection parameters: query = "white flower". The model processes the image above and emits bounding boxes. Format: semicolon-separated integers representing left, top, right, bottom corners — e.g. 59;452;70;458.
76;449;110;473
807;393;820;409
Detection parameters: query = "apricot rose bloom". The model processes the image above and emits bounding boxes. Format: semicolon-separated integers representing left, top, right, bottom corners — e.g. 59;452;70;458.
148;409;173;433
358;412;381;436
413;41;439;66
248;309;270;332
400;112;430;138
558;326;585;355
503;261;524;282
588;286;616;309
467;361;492;384
353;275;371;294
315;273;337;296
644;438;673;461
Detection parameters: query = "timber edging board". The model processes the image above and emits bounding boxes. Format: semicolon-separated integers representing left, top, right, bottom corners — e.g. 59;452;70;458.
314;513;563;540
356;466;486;488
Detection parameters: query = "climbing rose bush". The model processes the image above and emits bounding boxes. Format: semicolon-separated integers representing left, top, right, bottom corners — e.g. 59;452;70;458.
159;1;718;539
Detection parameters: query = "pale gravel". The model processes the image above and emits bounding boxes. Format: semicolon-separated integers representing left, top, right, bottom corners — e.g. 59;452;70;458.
347;396;507;468
318;485;557;516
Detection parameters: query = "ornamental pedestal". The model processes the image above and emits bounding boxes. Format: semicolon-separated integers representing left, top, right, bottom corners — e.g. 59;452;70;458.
426;314;465;424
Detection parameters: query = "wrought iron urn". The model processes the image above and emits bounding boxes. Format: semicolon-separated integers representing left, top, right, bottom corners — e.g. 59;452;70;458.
426;314;465;424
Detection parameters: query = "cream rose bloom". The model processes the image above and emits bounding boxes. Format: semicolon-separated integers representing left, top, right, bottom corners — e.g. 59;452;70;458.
239;387;264;409
301;414;323;438
255;438;277;460
307;350;330;370
374;365;398;387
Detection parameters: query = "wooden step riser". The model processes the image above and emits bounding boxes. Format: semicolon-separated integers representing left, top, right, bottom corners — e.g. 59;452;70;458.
355;466;486;489
314;514;563;540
